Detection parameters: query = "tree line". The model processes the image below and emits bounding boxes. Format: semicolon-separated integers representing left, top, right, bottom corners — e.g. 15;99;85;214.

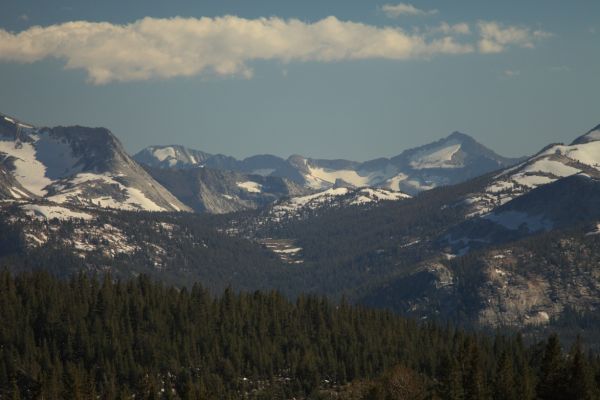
0;271;599;399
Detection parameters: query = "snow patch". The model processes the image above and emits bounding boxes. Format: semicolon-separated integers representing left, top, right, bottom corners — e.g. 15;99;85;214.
236;181;263;193
409;143;462;169
305;163;400;189
47;173;169;212
273;247;302;254
282;187;349;209
383;173;408;191
521;158;580;177
270;186;409;221
125;186;164;211
511;174;554;188
152;147;177;162
349;188;410;205
585;223;600;236
466;139;600;217
21;204;93;220
0;139;52;196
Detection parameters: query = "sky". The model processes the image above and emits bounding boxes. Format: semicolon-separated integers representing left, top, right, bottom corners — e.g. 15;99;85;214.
0;0;598;161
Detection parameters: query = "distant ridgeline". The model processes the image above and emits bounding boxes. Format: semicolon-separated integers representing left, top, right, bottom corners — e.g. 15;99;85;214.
1;271;599;399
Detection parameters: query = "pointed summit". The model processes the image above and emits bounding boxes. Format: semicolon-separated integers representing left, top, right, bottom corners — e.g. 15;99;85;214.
446;131;476;142
137;129;524;196
391;130;523;171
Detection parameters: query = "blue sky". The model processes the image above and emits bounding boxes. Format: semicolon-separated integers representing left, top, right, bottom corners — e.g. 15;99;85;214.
0;0;598;160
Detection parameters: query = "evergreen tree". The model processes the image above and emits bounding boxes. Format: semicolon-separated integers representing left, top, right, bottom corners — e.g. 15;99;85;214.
567;337;598;400
537;334;567;400
437;352;464;400
492;351;516;400
463;340;487;400
0;271;598;399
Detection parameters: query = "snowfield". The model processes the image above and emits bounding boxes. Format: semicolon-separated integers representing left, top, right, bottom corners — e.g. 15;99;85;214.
279;187;350;210
21;204;93;221
269;186;410;221
304;163;406;190
306;166;375;188
409;143;463;169
46;173;167;211
0;116;186;212
382;173;409;191
0;138;53;196
466;129;600;217
349;188;411;205
152;147;177;162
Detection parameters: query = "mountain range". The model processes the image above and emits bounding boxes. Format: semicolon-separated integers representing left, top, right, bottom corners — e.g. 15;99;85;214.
221;120;600;334
0;111;524;214
3;109;600;339
134;131;524;195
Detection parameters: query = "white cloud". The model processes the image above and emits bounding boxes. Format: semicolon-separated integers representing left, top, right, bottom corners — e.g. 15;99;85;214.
503;69;520;77
0;16;474;84
381;3;438;17
0;16;550;85
477;21;551;53
429;22;470;35
18;14;29;22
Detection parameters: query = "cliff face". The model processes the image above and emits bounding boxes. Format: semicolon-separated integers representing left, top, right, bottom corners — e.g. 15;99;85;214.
0;114;189;211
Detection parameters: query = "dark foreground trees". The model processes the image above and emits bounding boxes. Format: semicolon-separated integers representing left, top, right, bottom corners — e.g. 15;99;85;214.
0;271;599;399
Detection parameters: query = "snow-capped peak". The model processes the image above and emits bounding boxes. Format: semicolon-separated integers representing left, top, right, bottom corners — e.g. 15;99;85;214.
0;113;189;212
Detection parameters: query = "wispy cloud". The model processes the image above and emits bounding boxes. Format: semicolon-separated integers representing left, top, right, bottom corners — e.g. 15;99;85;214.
478;21;551;53
18;14;29;21
429;22;471;35
381;3;438;18
0;16;550;84
503;69;520;77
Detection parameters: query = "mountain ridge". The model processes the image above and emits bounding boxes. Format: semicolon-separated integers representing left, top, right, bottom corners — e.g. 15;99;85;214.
0;112;189;212
135;130;525;195
4;110;600;338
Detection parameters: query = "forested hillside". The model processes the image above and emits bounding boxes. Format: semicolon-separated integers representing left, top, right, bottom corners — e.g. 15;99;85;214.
1;272;599;399
0;206;290;293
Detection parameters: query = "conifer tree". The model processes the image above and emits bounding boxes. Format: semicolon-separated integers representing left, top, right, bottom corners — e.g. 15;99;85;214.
537;334;567;400
437;352;464;400
492;351;516;400
567;337;598;400
463;340;488;400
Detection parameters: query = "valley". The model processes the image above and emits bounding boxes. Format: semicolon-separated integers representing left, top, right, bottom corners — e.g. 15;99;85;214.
2;111;600;344
1;2;598;397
